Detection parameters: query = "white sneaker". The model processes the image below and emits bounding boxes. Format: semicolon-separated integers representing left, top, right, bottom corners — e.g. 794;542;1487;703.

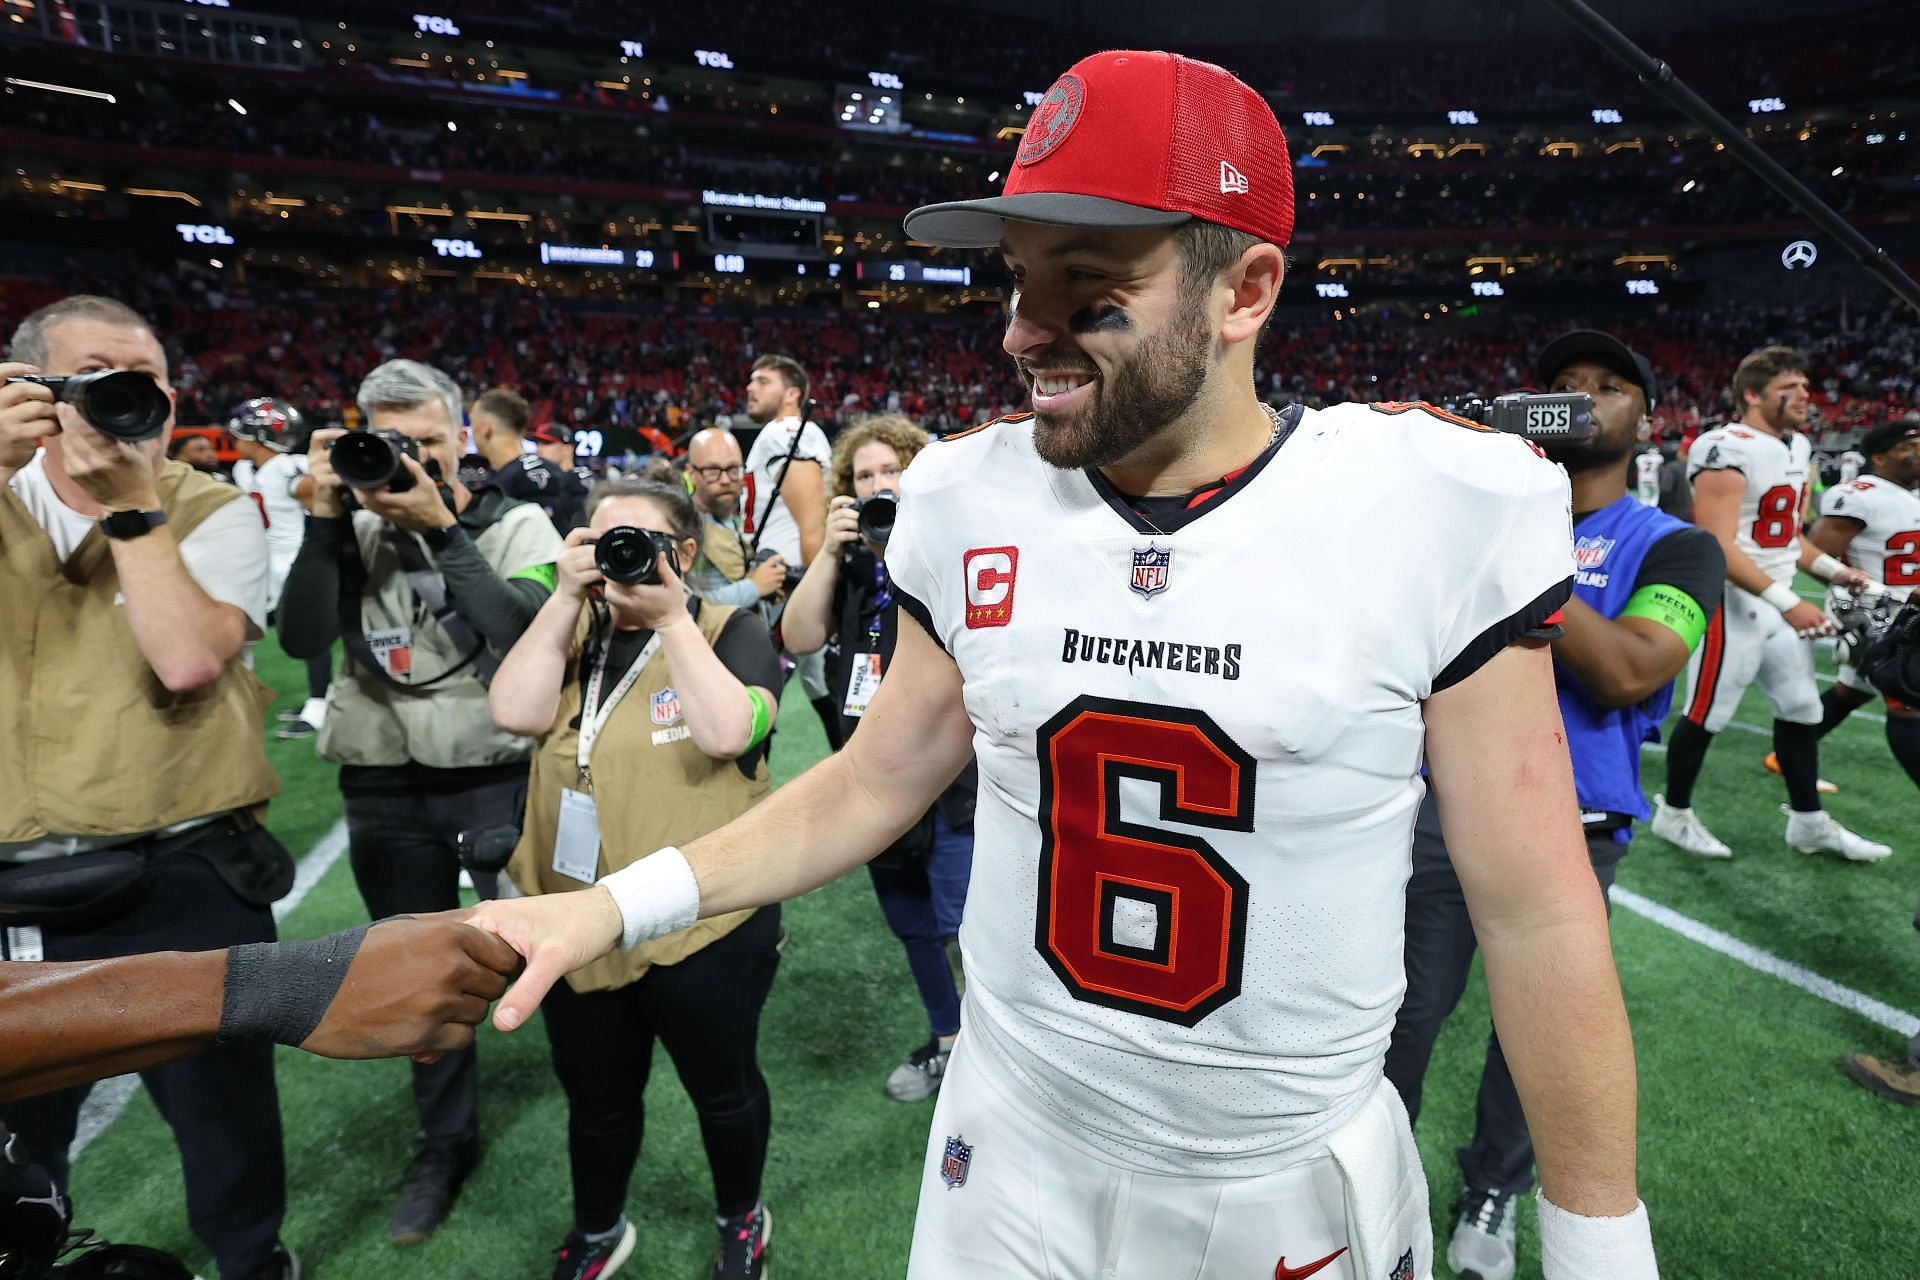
1783;807;1892;862
1650;795;1732;859
297;697;328;730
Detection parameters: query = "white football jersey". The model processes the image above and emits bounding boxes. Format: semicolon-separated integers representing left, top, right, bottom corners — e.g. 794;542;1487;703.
1687;423;1812;586
887;403;1573;1175
1821;476;1920;601
249;450;310;609
1634;448;1663;506
1838;450;1866;485
741;415;830;562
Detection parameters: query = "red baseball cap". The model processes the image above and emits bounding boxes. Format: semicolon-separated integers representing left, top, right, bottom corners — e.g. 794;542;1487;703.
905;50;1294;250
528;422;572;445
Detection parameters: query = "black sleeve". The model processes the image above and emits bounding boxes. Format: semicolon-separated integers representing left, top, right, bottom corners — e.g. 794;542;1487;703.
712;608;784;693
1632;526;1726;616
1431;577;1573;693
428;524;550;655
276;515;349;657
892;585;947;655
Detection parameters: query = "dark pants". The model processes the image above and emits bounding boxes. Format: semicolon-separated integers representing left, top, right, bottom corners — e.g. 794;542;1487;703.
341;773;518;1152
539;905;783;1232
0;845;285;1280
1384;791;1626;1198
867;813;974;1039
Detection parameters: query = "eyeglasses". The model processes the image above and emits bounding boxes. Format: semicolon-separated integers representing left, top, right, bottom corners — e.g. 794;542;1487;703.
690;464;745;481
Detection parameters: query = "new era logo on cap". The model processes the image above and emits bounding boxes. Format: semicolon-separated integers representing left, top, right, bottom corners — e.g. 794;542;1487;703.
903;51;1294;249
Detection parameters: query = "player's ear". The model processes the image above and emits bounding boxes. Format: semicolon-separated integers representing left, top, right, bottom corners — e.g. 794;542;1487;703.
1220;244;1283;348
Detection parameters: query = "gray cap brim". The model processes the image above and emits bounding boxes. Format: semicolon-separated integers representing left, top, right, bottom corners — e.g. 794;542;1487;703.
904;193;1190;248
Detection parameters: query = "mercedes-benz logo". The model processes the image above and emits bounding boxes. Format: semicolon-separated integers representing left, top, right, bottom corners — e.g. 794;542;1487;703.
1782;240;1818;269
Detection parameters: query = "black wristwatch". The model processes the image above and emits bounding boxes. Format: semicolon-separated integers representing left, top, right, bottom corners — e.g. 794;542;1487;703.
99;509;168;540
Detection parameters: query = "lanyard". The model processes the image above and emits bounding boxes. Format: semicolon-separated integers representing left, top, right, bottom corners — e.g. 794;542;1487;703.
866;559;894;648
577;630;662;788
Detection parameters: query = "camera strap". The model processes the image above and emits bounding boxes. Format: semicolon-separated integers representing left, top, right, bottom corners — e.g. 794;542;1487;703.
747;415;810;557
390;527;500;682
335;523;484;691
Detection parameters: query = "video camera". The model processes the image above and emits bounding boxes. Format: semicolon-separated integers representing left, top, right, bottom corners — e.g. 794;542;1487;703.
5;371;171;442
596;526;682;586
329;428;440;492
1441;391;1597;445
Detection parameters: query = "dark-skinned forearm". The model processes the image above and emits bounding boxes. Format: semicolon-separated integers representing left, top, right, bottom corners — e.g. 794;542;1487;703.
0;951;225;1101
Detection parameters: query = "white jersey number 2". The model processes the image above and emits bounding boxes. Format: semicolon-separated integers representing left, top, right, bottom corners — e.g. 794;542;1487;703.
1036;696;1253;1027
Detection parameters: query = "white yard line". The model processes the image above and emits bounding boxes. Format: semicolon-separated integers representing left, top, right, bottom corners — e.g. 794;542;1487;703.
70;818;350;1163
1613;887;1920;1037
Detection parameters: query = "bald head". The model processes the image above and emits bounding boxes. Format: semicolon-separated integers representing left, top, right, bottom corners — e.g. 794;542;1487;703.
687;428;745;519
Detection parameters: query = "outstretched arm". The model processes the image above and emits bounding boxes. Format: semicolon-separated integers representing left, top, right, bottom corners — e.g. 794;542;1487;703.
0;917;521;1100
466;610;976;1029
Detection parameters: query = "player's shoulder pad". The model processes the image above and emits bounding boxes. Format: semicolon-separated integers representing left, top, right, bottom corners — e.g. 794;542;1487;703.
1331;400;1564;499
902;413;1036;497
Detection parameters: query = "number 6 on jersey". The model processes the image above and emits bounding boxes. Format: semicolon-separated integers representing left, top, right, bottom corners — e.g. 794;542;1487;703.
1035;696;1255;1026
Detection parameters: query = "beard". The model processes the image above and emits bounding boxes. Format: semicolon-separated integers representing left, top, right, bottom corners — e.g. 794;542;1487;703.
1543;436;1636;473
1026;294;1213;471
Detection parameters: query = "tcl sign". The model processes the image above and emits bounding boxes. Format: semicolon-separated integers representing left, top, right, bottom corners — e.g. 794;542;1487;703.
432;238;481;258
412;13;460;35
176;223;234;244
695;48;734;69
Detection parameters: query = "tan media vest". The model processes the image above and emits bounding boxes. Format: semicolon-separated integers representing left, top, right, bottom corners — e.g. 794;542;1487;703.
0;460;280;842
507;600;769;993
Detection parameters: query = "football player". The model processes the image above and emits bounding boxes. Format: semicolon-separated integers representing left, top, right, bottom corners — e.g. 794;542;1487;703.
1634;442;1663;507
1651;347;1891;861
229;397;331;738
530;421;596;528
1804;418;1920;788
471;387;583;533
463;52;1656;1280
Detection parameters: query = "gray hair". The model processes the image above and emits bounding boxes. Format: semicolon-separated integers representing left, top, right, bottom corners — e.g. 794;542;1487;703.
356;359;463;434
8;295;157;369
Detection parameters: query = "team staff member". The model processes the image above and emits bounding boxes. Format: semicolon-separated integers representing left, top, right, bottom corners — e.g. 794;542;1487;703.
784;416;976;1103
532;422;595;527
1;296;296;1280
465;51;1658;1279
1386;332;1724;1280
684;426;790;609
489;479;782;1280
277;359;563;1246
740;354;839;743
472;387;582;533
1651;346;1890;862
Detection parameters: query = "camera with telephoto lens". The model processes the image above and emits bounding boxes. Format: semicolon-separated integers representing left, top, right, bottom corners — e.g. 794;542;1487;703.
1441;391;1596;445
596;526;681;586
854;490;899;547
6;371;171;441
748;545;805;593
330;427;439;491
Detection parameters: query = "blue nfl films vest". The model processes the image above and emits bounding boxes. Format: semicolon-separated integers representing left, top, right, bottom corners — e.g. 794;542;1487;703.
1556;494;1695;837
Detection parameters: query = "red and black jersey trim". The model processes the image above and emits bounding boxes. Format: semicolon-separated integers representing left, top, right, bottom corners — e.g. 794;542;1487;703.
933;412;1034;445
1089;403;1304;536
1369;400;1490;431
894;585;947;654
1432;577;1574;693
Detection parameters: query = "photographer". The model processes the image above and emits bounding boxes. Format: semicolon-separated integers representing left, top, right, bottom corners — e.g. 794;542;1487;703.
783;416;976;1103
1385;332;1724;1280
488;479;782;1280
683;426;789;609
276;358;563;1246
1;296;296;1280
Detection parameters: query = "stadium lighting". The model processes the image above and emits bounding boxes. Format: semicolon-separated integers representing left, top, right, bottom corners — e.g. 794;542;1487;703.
1682;179;1697;192
227;98;247;114
210;259;223;268
987;171;1001;183
1831;166;1844;176
4;78;118;103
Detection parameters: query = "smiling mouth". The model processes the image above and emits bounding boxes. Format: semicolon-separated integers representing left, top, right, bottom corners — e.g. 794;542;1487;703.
1030;371;1098;396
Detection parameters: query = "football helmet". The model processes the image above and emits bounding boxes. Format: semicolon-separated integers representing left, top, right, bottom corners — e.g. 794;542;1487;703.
226;398;306;452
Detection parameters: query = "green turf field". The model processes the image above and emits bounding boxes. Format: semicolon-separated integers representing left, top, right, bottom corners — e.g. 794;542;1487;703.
65;603;1920;1278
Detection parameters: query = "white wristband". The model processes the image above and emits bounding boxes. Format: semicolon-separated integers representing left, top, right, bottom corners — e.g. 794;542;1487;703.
1808;553;1845;582
1537;1193;1658;1280
597;846;700;950
1760;581;1802;615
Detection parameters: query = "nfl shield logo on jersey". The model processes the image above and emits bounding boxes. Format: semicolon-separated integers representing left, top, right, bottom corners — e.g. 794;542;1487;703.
1573;534;1615;568
940;1135;973;1189
1130;546;1172;598
1388;1248;1414;1280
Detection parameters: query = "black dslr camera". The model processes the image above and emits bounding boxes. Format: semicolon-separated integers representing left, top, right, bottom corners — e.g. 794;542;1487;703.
330;428;440;491
1443;391;1597;445
854;490;899;547
748;545;805;594
596;526;681;586
6;371;171;441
